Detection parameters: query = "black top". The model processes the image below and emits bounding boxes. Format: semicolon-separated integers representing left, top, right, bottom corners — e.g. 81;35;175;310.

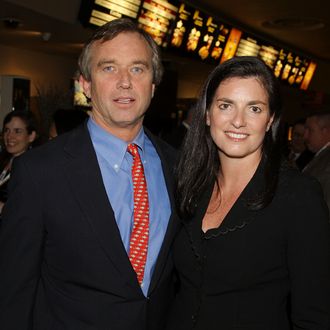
167;163;330;330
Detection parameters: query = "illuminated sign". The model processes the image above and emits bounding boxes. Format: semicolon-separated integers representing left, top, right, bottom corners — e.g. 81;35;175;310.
78;0;317;89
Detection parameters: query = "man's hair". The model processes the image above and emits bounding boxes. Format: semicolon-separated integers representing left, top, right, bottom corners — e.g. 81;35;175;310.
78;18;163;85
307;112;330;130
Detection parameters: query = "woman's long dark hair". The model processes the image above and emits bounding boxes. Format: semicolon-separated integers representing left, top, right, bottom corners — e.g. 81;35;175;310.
175;56;283;218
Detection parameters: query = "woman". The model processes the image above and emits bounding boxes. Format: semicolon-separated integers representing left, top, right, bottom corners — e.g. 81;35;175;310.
167;57;329;329
0;111;37;213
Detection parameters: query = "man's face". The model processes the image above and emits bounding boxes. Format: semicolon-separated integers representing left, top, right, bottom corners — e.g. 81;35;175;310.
80;32;155;140
304;116;326;153
291;123;306;153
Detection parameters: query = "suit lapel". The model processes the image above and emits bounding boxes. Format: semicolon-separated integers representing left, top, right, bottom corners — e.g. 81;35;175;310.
62;124;138;289
145;131;179;295
183;181;214;261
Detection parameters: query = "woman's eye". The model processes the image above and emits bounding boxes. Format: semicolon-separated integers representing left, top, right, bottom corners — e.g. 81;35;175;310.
250;106;261;113
219;103;231;110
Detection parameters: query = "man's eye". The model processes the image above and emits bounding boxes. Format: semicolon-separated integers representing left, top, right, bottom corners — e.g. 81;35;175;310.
103;66;115;72
131;67;143;74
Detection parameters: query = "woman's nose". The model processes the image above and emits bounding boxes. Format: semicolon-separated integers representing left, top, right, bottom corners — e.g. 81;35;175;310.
231;110;246;128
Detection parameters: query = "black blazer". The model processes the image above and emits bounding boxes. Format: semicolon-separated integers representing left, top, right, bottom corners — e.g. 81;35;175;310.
0;123;178;330
167;164;330;330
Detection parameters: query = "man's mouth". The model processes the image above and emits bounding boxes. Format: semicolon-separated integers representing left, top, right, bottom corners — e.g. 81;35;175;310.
114;97;135;104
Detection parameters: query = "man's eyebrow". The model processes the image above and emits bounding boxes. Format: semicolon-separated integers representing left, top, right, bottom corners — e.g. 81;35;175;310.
97;59;115;67
96;59;150;68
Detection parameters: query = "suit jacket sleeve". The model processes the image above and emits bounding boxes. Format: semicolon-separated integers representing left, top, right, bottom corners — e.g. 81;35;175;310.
0;156;44;330
287;176;330;329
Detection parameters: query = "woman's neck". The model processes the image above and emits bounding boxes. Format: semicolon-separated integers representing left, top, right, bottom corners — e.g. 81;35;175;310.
219;154;261;190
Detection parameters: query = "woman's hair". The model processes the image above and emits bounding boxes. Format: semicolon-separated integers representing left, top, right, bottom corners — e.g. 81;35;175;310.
78;18;163;86
2;110;37;135
176;56;283;218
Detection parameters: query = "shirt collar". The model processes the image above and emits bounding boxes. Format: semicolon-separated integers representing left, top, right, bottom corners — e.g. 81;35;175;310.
87;118;146;171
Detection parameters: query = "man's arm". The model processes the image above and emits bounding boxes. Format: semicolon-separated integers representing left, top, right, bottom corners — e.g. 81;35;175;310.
0;157;44;330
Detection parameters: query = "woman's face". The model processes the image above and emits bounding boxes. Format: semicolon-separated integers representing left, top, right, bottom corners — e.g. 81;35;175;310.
3;117;36;157
206;77;274;163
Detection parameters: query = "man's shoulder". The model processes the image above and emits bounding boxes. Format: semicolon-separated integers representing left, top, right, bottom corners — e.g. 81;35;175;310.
145;128;178;164
311;145;330;169
18;125;89;166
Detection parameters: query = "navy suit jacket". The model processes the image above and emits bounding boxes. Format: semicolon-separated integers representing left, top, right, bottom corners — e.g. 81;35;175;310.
0;123;178;330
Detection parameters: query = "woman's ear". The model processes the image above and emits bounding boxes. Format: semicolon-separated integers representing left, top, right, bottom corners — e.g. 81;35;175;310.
266;115;275;132
28;131;37;143
206;111;210;126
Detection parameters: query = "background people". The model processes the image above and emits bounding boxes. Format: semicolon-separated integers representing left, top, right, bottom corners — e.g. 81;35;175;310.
287;118;314;170
162;105;194;149
0;18;177;330
167;56;329;329
303;112;330;212
0;110;37;213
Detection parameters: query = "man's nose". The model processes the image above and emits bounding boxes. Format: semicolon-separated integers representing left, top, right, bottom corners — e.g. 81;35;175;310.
117;71;132;89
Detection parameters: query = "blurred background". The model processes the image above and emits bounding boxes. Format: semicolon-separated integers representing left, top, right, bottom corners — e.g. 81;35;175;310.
0;0;329;137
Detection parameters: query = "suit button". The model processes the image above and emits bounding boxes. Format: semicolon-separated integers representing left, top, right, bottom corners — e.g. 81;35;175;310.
191;315;196;322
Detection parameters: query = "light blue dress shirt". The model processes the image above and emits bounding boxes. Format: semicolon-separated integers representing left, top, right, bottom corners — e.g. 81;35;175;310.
87;118;171;296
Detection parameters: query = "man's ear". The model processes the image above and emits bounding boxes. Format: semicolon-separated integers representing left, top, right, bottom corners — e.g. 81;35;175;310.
151;84;155;98
79;74;91;99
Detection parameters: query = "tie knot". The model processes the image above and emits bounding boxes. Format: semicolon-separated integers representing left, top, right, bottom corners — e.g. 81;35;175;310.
127;143;139;157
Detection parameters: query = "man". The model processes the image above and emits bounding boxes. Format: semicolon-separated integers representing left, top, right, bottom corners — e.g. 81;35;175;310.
0;18;178;330
287;119;314;170
162;105;194;149
303;112;330;212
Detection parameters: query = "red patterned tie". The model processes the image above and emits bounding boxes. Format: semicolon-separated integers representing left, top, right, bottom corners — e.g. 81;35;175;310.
127;143;149;285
